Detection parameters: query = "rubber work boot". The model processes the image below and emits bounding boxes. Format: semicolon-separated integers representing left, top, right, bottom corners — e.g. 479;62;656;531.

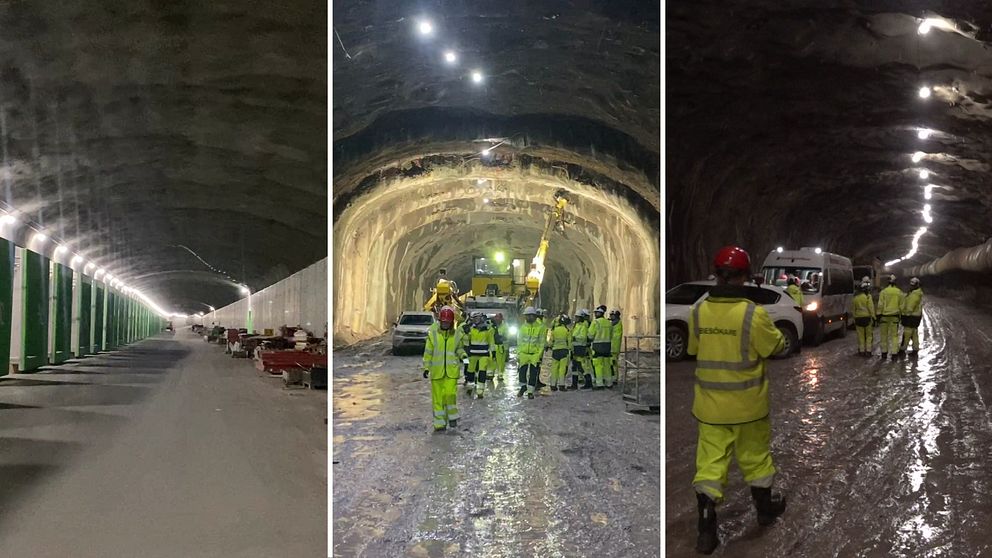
750;486;786;526
518;385;527;397
696;492;719;555
581;374;593;389
551;386;558;392
448;419;458;428
527;393;535;399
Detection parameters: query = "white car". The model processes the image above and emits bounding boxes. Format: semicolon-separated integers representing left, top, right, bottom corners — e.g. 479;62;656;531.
391;311;436;355
665;281;804;361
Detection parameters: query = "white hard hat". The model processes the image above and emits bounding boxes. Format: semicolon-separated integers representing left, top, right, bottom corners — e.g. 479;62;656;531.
523;306;538;315
861;276;870;283
578;308;590;317
887;274;897;283
910;277;920;286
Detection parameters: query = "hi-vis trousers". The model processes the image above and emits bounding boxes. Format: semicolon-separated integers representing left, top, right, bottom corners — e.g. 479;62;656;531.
692;417;776;501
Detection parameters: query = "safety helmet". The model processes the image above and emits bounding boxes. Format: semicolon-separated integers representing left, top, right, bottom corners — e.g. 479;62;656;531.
523;306;538;315
887;274;897;284
910;277;920;287
860;281;872;292
577;308;590;318
861;276;871;283
537;308;546;317
439;306;455;323
595;305;607;315
713;246;751;272
787;274;799;286
559;314;571;326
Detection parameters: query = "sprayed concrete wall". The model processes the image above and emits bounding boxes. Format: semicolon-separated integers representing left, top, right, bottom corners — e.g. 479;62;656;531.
333;154;660;344
208;258;327;336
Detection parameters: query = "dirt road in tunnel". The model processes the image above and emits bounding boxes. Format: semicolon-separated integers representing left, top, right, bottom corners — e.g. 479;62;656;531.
333;337;660;557
666;296;992;557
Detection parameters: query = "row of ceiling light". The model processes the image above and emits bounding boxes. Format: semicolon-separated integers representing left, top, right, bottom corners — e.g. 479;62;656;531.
415;17;485;85
0;207;177;318
885;16;955;268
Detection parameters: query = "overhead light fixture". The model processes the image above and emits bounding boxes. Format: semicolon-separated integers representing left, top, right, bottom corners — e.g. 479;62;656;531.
924;184;934;200
444;50;457;64
814;247;822;254
471;70;484;84
84;262;95;272
476;178;485;185
918;169;930;179
71;255;83;265
917;128;931;140
0;214;15;226
94;268;105;279
918;20;932;34
494;251;506;263
776;246;784;253
32;231;48;244
239;285;250;295
919;86;931;98
912;152;925;163
54;245;67;255
483;198;491;204
417;19;433;36
923;204;933;223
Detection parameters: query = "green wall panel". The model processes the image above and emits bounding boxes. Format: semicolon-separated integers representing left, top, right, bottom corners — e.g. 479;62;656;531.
50;264;72;365
78;278;92;357
93;286;104;353
21;250;50;372
0;240;12;376
106;292;117;350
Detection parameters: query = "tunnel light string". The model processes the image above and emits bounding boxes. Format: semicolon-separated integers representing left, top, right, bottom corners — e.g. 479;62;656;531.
411;17;487;86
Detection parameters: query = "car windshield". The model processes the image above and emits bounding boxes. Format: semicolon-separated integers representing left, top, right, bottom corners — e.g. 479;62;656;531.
666;284;710;305
399;314;434;326
763;266;822;294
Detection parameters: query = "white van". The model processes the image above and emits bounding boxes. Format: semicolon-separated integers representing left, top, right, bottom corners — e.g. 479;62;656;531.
761;248;854;345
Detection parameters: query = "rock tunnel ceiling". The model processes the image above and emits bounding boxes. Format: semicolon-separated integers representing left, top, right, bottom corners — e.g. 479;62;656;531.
667;1;992;285
0;1;327;313
332;1;660;343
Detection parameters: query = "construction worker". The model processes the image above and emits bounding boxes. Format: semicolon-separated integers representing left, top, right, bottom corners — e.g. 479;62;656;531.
517;307;544;399
422;306;467;431
571;309;592;390
587;305;613;389
609;309;623;388
549;314;571;391
489;313;509;382
876;274;903;360
536;308;549;390
689;246;787;554
465;312;494;398
900;277;924;357
786;275;803;306
852;280;876;356
460;317;475;392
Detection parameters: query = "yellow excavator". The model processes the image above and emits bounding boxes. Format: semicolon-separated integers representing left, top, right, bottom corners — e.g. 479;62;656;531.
423;268;468;322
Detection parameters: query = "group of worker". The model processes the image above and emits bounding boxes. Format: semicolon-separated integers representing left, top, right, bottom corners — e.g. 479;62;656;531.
420;304;624;432
852;274;924;360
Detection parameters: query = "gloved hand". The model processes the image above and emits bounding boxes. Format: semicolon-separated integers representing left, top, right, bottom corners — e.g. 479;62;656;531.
490;351;496;359
423;369;429;379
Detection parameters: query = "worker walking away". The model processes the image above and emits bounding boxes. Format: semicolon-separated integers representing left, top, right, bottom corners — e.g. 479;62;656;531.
466;312;494;398
536;308;549;390
517;307;544;399
852;280;876;356
689;246;787;554
549;314;572;391
588;305;613;389
460;318;476;393
423;306;467;431
571;309;592;390
899;277;924;358
489;313;509;383
786;275;803;306
876;274;903;361
609;309;623;388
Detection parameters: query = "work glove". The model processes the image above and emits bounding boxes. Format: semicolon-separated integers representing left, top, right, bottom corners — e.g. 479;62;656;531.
423;369;429;379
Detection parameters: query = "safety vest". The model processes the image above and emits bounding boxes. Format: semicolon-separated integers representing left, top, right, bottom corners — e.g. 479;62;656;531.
588;316;613;356
517;321;545;365
466;326;493;356
572;321;588;349
423;323;466;379
611;319;623;352
852;292;875;318
902;288;924;317
786;284;803;306
688;290;785;425
878;285;902;316
492;322;508;345
551;324;570;350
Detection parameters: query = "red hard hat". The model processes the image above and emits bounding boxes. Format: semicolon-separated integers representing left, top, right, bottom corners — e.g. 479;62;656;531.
439;306;455;323
713;246;751;272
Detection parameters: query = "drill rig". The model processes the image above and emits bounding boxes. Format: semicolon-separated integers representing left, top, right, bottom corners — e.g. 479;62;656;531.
522;189;570;308
423;269;467;322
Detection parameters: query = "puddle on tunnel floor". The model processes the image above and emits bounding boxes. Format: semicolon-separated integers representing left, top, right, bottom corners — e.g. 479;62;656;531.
333;372;385;421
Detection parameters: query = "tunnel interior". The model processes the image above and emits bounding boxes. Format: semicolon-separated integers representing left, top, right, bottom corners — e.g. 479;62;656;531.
332;2;660;344
667;2;992;287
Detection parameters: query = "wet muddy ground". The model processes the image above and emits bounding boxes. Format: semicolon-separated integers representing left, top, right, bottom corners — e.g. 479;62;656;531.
666;297;992;557
333;337;661;557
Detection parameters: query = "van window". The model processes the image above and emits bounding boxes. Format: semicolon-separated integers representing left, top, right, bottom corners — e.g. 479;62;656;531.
666;284;710;305
823;268;853;296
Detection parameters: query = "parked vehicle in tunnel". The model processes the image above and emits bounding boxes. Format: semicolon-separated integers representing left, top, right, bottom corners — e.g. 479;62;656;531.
391;311;436;355
762;248;854;346
665;280;803;361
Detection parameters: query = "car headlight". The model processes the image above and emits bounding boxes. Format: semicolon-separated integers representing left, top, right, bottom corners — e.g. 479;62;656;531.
508;326;518;336
805;302;818;312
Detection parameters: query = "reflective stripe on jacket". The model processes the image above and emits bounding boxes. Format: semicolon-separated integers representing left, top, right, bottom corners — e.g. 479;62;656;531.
551;325;570;350
687;289;785;425
423;323;466;379
852;292;875;318
588;317;612;344
466;326;493;355
572;322;588;348
878;285;903;316
902;288;923;317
